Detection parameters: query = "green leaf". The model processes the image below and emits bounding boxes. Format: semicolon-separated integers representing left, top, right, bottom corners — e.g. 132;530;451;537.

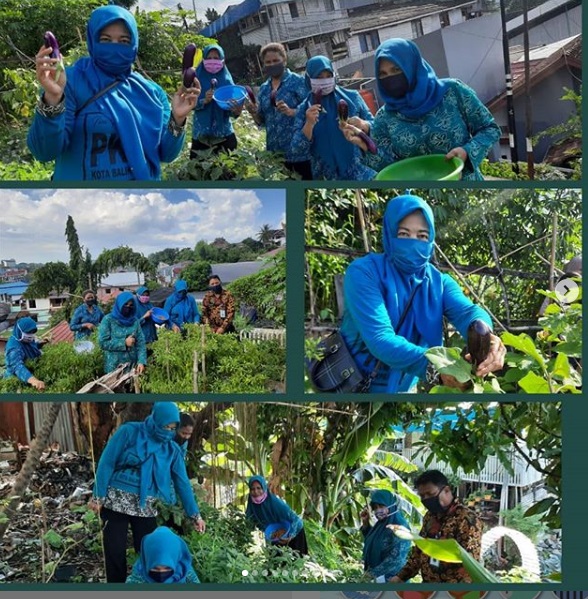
425;347;472;383
64;522;84;532
524;496;555;517
553;340;582;357
429;385;464;394
501;332;546;368
551;352;570;380
503;367;526;383
82;510;97;524
43;530;63;549
517;371;550;394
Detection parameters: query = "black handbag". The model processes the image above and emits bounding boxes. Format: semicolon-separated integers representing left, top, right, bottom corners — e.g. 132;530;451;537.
307;283;420;393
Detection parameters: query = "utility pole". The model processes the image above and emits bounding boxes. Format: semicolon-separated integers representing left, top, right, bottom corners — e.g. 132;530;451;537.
499;0;519;173
522;0;535;179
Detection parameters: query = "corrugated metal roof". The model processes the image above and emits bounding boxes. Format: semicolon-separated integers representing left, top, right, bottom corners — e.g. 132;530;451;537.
200;0;261;37
99;272;145;288
210;261;267;283
0;282;28;295
45;320;74;344
513;34;580;62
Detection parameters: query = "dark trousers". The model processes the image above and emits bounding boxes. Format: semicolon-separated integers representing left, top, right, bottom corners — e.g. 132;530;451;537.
285;160;313;181
100;507;157;583
190;133;238;158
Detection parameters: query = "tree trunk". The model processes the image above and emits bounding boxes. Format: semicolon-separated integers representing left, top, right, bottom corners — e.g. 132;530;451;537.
0;402;63;541
75;402;118;462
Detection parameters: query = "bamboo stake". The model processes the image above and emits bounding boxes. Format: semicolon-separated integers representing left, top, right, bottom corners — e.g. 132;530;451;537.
193;351;199;394
549;212;558;291
305;255;317;327
355;189;372;254
483;214;512;326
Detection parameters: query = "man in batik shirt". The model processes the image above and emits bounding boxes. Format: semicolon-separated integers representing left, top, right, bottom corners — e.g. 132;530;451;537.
390;469;482;583
201;274;236;334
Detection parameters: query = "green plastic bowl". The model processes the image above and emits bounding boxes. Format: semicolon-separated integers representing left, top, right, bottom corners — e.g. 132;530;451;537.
375;154;464;181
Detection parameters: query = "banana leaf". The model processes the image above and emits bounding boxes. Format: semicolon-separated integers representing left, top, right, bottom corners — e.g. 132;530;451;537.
390;526;500;582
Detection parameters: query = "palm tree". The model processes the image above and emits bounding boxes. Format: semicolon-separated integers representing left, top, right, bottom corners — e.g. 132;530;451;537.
257;224;273;248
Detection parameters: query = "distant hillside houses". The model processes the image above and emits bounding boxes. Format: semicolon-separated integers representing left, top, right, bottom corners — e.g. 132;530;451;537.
97;271;145;302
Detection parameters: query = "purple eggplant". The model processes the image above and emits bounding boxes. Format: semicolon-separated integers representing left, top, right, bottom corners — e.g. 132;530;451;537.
338;99;349;122
270;90;277;107
357;131;378;154
244;85;257;105
467;319;492;368
182;43;197;72
183;66;196;89
312;88;323;106
43;31;61;60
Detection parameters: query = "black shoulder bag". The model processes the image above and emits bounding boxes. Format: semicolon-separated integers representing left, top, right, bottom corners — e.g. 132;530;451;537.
307;283;420;393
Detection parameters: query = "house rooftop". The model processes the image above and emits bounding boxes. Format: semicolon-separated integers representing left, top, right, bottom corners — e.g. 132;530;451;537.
99;272;145;288
348;0;475;34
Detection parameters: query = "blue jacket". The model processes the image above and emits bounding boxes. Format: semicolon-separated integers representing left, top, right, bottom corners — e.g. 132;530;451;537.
4;336;42;383
341;194;492;392
69;303;104;339
164;293;200;330
27;5;185;181
94;421;199;517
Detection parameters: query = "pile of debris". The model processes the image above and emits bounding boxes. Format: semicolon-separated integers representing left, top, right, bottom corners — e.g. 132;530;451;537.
0;446;103;583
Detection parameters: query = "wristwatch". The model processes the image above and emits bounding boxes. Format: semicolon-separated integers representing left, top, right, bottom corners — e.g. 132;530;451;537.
424;362;440;390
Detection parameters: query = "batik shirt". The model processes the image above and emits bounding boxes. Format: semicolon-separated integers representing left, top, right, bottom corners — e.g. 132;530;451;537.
396;502;482;583
365;79;500;181
201;289;235;331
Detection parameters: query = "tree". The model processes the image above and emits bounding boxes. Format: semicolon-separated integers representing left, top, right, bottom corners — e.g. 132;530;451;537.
257;224;274;248
64;215;87;292
205;7;220;23
24;261;76;298
93;246;156;281
182;260;212;291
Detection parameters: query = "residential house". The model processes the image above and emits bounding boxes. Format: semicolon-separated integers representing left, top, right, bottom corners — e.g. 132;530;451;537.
0;259;17;268
97;271;145;303
486;34;581;164
156;261;194;286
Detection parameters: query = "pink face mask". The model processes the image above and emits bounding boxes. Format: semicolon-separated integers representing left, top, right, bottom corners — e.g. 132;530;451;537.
251;491;268;504
203;58;224;74
138;295;150;304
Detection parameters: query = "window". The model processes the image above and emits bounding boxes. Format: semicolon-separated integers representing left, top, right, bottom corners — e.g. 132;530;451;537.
28;299;37;309
358;30;381;53
411;19;423;37
440;11;449;28
288;2;299;18
325;0;335;11
105;288;111;294
268;6;274;17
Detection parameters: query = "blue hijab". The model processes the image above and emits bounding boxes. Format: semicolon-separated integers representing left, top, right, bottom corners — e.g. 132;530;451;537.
11;317;42;360
362;490;410;572
195;44;235;130
111;291;137;327
132;526;194;583
136;402;180;507
304;56;360;176
70;5;166;179
379;194;443;356
375;38;448;118
134;286;153;315
245;475;293;529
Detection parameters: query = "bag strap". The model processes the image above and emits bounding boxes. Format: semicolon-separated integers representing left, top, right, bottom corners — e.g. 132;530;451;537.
75;80;121;117
366;281;422;383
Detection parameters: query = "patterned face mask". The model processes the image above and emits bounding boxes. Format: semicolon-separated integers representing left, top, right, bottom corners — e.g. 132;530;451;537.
309;77;336;95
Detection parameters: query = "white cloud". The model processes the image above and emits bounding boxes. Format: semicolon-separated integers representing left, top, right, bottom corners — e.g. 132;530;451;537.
0;189;276;263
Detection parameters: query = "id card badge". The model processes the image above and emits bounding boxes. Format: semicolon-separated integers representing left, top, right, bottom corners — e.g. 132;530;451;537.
429;557;440;567
375;575;386;583
220;308;226;318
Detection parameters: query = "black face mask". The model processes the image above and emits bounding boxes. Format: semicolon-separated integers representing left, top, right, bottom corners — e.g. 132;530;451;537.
209;284;222;294
121;305;134;317
178;290;187;298
264;62;285;78
85;299;95;306
149;569;174;583
422;490;448;514
380;72;410;99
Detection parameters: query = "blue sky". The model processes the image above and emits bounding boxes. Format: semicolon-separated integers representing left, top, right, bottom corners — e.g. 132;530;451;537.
0;188;285;263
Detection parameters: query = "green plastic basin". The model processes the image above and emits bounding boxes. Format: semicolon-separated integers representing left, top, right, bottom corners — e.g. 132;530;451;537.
375;154;464;181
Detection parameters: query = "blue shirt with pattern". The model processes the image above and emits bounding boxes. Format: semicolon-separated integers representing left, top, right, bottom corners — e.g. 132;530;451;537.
98;313;147;374
256;69;308;161
365;79;500;180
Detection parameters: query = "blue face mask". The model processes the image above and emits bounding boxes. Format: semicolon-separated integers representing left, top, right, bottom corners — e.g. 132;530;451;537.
149;569;174;583
387;237;433;274
92;42;136;75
